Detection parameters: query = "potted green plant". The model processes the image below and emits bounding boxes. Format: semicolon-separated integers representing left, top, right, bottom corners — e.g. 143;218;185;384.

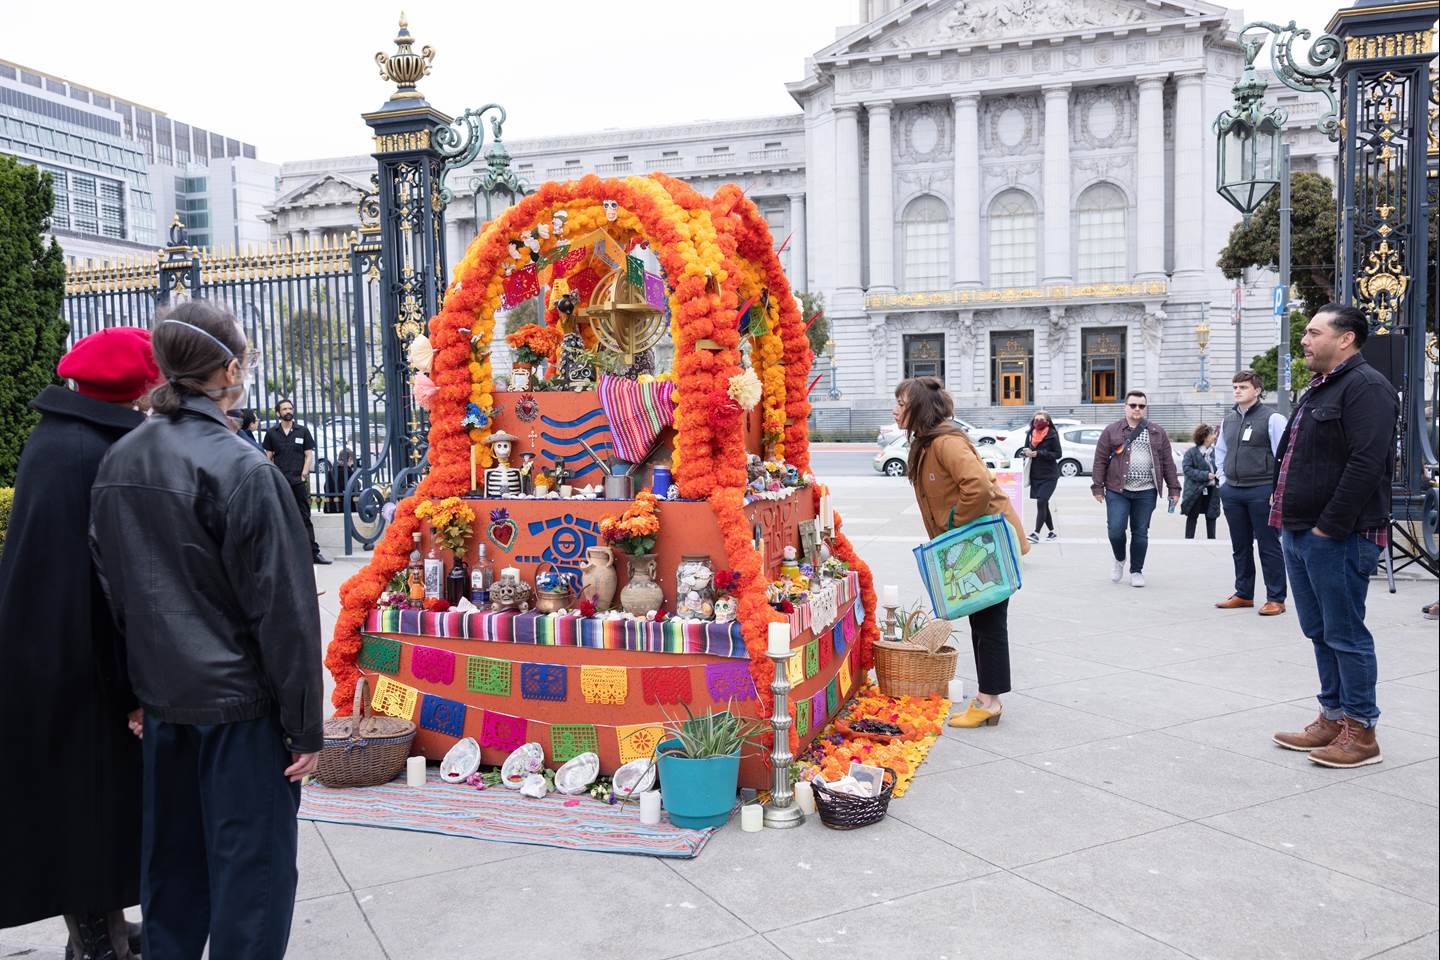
655;702;768;829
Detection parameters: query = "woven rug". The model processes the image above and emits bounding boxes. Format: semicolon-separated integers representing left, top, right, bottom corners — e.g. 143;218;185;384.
299;771;714;859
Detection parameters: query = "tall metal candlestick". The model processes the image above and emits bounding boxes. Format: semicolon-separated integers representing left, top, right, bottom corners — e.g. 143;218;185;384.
763;649;805;828
883;603;899;642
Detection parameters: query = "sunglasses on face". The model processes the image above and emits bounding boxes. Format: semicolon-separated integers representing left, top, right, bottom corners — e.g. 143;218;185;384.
1127;402;1147;409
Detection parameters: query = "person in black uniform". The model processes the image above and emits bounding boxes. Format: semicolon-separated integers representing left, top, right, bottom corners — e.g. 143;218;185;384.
262;399;331;564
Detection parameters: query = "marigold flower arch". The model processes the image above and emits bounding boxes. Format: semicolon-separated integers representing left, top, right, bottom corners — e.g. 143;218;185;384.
326;174;878;748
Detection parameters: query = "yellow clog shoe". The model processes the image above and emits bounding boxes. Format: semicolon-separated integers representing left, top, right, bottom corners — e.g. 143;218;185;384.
947;701;1002;728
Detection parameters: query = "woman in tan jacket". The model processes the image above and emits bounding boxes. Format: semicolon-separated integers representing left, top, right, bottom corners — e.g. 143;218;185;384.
894;376;1029;728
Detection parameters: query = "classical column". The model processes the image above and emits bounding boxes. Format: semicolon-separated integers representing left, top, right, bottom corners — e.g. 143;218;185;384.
788;192;808;294
1172;72;1205;281
952;93;981;288
834;105;863;298
1135;75;1167;279
1041;84;1072;285
866;101;896;292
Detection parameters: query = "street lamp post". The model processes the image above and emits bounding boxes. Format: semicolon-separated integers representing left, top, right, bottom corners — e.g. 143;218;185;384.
1213;20;1342;415
1194;321;1212;392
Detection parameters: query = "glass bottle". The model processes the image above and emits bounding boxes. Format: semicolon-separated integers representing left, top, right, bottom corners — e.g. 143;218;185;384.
446;554;468;607
470;542;493;606
423;535;444;600
407;533;425;600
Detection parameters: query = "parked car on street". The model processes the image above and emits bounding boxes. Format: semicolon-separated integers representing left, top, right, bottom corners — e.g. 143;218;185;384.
873;433;1011;477
1014;423;1181;478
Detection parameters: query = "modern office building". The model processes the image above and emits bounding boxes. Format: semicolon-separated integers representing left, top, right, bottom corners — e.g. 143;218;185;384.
0;57;277;260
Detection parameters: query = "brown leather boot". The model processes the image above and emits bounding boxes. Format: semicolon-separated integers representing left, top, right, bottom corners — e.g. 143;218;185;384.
1309;717;1382;768
1273;713;1342;751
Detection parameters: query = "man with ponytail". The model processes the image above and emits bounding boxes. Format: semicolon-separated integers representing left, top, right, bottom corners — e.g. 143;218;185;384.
89;300;322;959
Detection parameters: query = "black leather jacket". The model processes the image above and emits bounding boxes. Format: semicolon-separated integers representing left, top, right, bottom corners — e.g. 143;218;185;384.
90;395;323;752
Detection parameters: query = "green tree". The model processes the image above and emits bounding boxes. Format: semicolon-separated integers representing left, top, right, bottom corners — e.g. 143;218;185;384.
1217;172;1337;315
1248;309;1313;400
798;290;828;356
0;156;67;486
502;298;538;335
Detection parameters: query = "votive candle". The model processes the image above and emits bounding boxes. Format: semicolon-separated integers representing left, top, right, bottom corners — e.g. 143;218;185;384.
767;621;791;657
741;804;763;832
501;567;519;582
639;790;662;825
882;584;900;607
793;779;816;815
406;755;426;788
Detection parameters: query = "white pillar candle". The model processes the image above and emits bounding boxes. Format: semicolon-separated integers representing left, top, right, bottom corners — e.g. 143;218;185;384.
406;755;426;787
501;567;519;581
559;484;573;498
882;584;900;607
639;790;662;825
793;780;816;815
767;621;791;657
741;804;763;832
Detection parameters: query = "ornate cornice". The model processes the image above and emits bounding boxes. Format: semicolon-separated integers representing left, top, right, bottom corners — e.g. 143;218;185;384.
866;279;1169;310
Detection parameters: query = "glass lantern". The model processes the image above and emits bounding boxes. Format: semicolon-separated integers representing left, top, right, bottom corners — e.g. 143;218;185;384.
1214;56;1286;219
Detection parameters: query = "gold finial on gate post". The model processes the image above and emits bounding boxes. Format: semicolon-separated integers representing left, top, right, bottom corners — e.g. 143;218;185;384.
375;12;435;102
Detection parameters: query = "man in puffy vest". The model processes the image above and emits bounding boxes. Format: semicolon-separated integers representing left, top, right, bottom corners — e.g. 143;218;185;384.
1213;369;1289;616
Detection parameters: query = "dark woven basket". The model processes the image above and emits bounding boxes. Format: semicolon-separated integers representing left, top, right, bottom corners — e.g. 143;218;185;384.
316;676;417;788
811;767;897;830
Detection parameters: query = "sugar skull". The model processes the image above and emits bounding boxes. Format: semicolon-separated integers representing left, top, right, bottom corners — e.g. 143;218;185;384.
602;199;619;222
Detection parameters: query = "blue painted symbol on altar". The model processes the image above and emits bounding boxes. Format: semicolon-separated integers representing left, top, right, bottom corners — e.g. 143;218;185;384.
517;514;602;582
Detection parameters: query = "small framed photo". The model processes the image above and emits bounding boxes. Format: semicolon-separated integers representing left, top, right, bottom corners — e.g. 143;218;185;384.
798;520;819;563
847;761;886;797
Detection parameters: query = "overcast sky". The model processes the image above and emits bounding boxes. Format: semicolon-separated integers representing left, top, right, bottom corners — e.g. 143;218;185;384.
10;0;1346;164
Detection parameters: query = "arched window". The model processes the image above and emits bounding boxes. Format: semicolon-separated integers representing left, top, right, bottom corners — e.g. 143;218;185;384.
1075;182;1128;282
901;195;950;291
987;190;1037;288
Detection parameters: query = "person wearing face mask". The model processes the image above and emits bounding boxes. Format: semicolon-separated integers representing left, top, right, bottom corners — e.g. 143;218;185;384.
262;398;330;564
88;300;323;959
1019;410;1063;542
0;327;160;960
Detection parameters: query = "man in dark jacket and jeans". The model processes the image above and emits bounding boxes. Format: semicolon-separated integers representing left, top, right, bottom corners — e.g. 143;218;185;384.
90;302;322;958
1271;304;1396;769
1091;390;1180;587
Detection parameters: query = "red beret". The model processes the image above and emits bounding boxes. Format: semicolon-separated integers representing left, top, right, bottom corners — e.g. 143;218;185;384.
58;327;161;402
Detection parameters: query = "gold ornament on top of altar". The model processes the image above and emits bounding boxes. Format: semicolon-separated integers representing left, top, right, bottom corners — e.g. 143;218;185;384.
577;268;667;379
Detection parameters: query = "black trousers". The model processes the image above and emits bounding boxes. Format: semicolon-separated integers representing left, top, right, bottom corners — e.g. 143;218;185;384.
1184;489;1217;539
1031;478;1057;533
969;598;1011;696
141;715;301;960
288;478;318;555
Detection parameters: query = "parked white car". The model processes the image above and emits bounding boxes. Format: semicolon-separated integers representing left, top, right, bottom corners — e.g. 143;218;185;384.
873;434;1011;477
1014;423;1181;478
953;418;1012;447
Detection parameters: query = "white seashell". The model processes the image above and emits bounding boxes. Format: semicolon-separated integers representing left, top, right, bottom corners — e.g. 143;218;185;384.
611;758;658;797
501;743;545;789
440;737;481;783
555;752;600;794
519;773;549;798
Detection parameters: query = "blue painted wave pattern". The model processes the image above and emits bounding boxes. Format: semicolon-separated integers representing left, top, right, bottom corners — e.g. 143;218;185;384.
539;409;613;481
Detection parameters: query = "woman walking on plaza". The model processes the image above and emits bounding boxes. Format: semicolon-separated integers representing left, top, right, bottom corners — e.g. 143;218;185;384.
1180;423;1221;539
893;376;1029;729
1020;409;1063;542
0;328;158;960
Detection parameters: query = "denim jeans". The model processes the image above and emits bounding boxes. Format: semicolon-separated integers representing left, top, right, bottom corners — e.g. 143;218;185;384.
1281;528;1381;725
1105;488;1157;573
1220;483;1288;602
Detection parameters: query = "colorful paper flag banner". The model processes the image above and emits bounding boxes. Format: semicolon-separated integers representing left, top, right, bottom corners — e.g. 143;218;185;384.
641;667;692;705
550;724;600;763
625;253;645;289
411;645;456;685
358;634;400;674
419;694;466;738
551;244;587;279
501;263;538;308
465;655;511;696
616;723;665;765
840;658;853;697
811;690;826;727
804;640;819;679
704;662;757;702
786;650;804;686
826;678;839;716
371;675;419;720
479;709;527;752
796;697;811;736
579;666;628;705
642;272;667;310
520;663;567;702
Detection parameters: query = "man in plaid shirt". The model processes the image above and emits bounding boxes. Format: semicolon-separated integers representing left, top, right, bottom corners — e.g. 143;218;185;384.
1271;305;1397;769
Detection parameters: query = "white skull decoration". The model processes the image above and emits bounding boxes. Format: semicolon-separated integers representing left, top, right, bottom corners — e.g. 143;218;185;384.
552;210;568;237
602;199;619;222
492;439;513;463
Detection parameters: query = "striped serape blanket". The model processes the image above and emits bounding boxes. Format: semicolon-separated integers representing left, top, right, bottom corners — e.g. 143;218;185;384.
365;607;749;659
787;571;862;636
597;374;675;463
300;769;714;858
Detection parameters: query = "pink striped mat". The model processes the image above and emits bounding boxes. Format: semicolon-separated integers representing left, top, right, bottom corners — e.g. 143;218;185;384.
300;771;714;858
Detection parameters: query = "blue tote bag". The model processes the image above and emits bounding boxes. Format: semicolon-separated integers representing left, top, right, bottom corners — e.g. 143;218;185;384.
912;513;1023;620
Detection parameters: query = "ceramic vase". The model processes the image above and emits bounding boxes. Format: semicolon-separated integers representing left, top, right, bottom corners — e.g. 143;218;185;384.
620;553;664;618
581;546;618;611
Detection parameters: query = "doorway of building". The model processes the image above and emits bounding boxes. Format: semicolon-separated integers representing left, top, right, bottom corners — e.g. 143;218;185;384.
999;364;1027;404
1089;365;1118;402
990;331;1034;405
1082;327;1127;404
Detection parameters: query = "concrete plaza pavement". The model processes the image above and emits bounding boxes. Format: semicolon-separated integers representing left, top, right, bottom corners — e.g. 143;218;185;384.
5;461;1437;958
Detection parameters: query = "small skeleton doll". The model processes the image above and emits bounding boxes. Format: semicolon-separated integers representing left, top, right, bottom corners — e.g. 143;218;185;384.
551;209;568;238
553;291;593;388
484;431;524;498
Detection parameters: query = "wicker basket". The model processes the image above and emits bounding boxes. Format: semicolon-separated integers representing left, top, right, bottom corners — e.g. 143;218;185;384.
534;562;575;614
316;676;417;788
812;767;897;830
873;611;959;699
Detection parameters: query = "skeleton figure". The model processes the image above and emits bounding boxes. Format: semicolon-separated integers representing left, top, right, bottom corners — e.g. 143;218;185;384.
484;430;524;498
523;230;542;261
551;210;568;238
602;199;619;222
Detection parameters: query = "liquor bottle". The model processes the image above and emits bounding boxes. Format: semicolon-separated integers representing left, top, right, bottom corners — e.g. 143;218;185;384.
446;555;468;607
423;538;444;600
407;533;425;600
469;542;493;606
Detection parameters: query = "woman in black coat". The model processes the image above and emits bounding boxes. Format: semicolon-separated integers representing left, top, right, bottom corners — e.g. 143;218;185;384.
1019;410;1063;542
1180;422;1222;539
0;328;157;959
